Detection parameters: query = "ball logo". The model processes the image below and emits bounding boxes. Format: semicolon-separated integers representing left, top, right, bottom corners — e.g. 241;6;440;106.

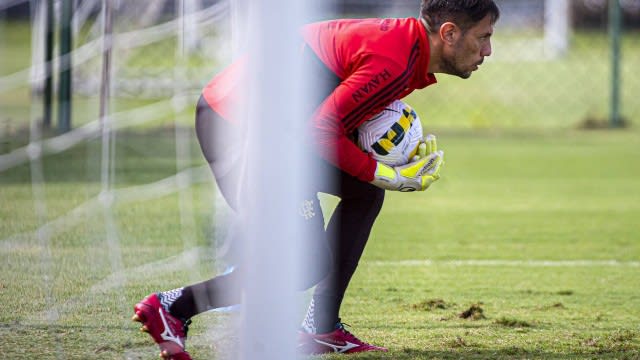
358;100;423;167
371;107;417;156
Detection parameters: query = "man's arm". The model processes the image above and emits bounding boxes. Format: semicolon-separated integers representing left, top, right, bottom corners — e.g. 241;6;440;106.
310;55;409;182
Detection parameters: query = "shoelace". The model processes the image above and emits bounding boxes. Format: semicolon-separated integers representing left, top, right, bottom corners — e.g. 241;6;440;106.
335;322;371;345
334;318;351;331
183;319;192;337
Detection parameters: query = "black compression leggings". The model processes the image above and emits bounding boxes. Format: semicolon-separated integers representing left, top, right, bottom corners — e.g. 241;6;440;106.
169;98;384;332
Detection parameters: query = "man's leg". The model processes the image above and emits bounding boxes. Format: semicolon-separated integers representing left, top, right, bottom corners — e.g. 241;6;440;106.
166;191;333;321
311;176;385;331
136;97;334;350
159;96;245;316
133;97;245;360
299;169;387;353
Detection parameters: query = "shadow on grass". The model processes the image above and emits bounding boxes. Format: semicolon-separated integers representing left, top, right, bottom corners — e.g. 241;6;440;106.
318;347;639;360
1;322;133;331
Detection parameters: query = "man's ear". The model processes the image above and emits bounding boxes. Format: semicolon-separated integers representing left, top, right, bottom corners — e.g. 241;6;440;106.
439;22;458;45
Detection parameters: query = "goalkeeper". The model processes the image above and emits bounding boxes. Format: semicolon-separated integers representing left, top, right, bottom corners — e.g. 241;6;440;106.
133;1;499;358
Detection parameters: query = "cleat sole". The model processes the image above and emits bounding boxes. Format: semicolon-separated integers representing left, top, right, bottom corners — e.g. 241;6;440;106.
132;313;142;322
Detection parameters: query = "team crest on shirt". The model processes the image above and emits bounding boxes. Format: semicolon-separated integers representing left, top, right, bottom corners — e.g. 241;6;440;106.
300;199;316;220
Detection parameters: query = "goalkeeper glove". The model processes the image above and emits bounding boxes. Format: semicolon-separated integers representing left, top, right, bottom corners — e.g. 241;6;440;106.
370;134;444;192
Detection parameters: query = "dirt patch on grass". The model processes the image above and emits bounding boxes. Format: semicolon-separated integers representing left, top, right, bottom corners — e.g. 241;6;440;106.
556;290;574;296
578;116;630;130
494;317;532;328
536;302;566;311
459;303;485;320
411;298;451;311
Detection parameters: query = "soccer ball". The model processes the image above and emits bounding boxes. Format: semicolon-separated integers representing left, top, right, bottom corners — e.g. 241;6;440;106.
357;100;423;166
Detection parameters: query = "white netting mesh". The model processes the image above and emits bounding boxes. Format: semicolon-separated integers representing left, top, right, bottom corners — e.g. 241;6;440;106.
72;0;230;100
1;1;235;358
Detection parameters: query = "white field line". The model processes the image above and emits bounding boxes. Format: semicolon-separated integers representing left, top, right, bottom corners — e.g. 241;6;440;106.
368;259;640;267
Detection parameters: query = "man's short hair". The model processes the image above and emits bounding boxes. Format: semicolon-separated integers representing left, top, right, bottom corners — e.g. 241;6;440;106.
420;0;500;33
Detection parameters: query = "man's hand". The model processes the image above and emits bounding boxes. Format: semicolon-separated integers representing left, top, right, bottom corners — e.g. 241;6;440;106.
370;134;444;192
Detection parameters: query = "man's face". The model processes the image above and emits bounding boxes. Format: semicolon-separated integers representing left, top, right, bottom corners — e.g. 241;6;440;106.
441;15;495;79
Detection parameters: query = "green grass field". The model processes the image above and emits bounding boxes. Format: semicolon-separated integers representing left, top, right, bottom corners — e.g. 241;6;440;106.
2;15;640;360
1;127;639;359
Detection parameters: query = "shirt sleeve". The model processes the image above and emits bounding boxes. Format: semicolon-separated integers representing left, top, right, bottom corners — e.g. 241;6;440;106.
311;54;408;182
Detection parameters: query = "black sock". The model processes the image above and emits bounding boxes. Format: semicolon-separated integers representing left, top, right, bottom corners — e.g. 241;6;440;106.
167;270;242;320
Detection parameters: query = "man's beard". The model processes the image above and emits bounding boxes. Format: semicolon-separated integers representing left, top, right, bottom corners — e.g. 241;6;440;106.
440;54;472;79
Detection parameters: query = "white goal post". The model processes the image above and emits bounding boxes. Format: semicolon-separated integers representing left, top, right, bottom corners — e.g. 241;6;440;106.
544;0;571;58
238;0;316;359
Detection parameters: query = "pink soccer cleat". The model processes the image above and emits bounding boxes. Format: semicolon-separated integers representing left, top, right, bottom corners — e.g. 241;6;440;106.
132;293;192;360
298;322;388;355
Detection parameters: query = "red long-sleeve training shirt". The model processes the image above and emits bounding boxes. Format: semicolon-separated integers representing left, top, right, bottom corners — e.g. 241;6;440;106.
203;17;437;182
